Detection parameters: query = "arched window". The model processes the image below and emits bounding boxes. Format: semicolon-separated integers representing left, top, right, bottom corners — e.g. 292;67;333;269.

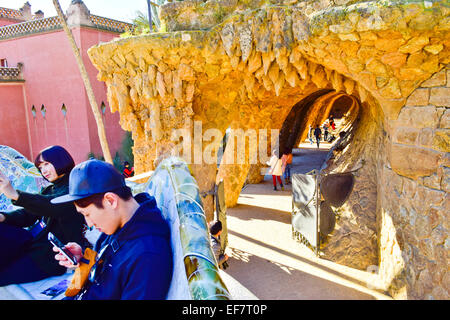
31;105;36;118
61;103;67;117
40;104;46;118
101;101;106;115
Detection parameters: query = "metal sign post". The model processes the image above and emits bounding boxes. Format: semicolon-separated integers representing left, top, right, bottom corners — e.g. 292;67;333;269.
291;170;320;255
291;167;357;257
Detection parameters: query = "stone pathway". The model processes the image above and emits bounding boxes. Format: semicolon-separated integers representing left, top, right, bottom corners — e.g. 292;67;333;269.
220;143;392;300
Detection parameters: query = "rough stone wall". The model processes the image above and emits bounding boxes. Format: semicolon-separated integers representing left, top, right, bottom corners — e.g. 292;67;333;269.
320;94;382;272
378;66;449;299
87;0;449;298
160;0;351;32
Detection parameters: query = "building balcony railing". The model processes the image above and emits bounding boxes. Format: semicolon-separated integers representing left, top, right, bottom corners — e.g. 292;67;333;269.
0;14;133;40
0;16;62;39
90;15;134;33
0;7;23;20
0;64;23;82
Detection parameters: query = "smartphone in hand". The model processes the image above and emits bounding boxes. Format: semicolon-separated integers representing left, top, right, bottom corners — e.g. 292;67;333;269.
48;232;77;265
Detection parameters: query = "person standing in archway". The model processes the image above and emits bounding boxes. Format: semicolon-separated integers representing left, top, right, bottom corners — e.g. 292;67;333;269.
314;125;322;149
308;125;314;144
329;115;335;131
323;122;329;141
267;150;284;191
281;149;292;185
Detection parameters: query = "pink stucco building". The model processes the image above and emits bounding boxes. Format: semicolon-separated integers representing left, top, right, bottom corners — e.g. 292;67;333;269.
0;1;132;164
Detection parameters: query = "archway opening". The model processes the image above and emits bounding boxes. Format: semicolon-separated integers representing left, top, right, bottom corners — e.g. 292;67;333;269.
279;90;360;157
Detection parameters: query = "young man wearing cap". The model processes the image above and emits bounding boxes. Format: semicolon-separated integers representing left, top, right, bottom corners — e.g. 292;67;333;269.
51;159;173;300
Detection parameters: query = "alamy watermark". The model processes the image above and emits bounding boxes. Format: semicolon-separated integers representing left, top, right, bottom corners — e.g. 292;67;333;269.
168;121;280;165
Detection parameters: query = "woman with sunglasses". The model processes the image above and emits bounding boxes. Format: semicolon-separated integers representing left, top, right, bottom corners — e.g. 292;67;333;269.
0;145;88;286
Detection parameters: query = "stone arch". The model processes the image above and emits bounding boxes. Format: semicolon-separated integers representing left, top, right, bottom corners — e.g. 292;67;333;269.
329;95;354;119
279;89;333;153
87;0;449;299
278;89;362;155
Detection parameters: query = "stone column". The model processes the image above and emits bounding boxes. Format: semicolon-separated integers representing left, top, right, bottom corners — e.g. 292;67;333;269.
246;163;265;184
191;163;218;222
217;161;251;208
217;123;278;207
217;125;254;207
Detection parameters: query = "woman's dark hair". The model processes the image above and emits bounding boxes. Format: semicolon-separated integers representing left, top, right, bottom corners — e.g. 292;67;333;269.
34;145;75;176
74;186;133;209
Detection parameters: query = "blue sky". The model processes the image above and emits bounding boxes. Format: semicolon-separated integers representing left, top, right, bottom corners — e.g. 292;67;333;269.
0;0;149;22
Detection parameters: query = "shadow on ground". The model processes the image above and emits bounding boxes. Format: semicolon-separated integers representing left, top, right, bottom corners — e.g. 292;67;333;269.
225;204;291;223
226;245;375;300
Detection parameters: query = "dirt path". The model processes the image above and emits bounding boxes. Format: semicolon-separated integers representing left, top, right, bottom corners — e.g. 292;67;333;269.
221;143;391;300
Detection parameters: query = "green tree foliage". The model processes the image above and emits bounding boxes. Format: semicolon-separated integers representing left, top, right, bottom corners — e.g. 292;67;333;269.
121;131;134;167
87;131;134;172
121;0;172;37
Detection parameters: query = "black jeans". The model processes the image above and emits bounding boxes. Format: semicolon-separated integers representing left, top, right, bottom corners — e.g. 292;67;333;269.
0;223;49;286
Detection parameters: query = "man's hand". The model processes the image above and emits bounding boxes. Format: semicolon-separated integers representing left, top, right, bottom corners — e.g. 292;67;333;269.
53;242;83;268
0;213;5;223
0;171;19;201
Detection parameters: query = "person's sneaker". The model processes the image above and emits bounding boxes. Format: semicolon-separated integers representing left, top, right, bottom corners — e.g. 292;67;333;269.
274;186;277;191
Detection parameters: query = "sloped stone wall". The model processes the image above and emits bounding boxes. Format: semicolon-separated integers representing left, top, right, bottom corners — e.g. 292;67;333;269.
320;94;382;272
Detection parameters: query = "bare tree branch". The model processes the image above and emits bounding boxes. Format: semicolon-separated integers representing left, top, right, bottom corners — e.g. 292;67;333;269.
52;0;113;164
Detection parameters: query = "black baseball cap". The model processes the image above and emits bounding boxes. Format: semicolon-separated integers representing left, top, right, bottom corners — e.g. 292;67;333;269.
51;159;126;204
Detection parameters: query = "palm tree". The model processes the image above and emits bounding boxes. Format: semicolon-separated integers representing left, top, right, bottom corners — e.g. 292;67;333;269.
132;10;151;35
52;0;113;164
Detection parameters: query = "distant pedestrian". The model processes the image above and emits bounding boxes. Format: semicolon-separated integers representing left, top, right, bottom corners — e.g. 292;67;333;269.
281;149;292;185
267;150;284;191
122;161;134;178
323;122;329;141
308;125;314;144
313;126;322;149
329;115;335;131
209;220;229;270
214;179;228;255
